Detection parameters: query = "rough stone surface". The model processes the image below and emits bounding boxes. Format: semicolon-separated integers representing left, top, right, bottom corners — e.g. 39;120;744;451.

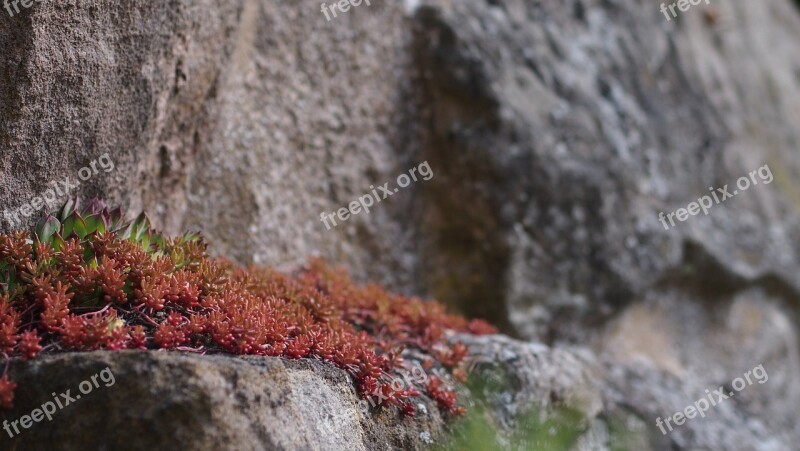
0;0;426;293
2;351;446;451
408;2;800;446
409;0;800;340
3;0;798;336
459;334;798;450
3;334;795;450
2;0;800;449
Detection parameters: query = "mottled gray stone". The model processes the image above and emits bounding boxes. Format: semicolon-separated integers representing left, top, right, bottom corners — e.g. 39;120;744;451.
2;351;445;451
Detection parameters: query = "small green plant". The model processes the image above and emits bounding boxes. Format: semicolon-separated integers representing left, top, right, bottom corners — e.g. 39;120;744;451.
436;369;586;450
437;404;585;451
0;198;496;417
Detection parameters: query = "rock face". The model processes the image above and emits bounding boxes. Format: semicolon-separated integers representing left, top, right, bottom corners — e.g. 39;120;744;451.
2;336;794;450
410;0;800;340
406;1;800;448
2;0;800;449
0;0;427;294
3;351;447;451
459;334;796;451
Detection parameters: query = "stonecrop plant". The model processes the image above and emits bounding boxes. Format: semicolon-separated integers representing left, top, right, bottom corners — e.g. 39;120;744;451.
0;199;496;416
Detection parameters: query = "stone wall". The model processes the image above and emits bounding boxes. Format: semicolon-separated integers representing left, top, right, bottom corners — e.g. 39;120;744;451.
2;0;799;449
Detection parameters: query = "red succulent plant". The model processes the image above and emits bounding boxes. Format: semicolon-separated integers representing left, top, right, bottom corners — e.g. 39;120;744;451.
0;198;497;414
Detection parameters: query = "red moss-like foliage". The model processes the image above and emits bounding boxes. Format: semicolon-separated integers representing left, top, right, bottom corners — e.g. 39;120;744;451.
0;199;496;414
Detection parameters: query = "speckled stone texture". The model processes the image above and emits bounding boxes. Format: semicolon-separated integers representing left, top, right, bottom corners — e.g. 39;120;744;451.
2;351;445;450
2;0;800;449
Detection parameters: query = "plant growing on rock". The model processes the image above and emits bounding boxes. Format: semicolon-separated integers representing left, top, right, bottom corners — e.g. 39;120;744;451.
0;198;496;415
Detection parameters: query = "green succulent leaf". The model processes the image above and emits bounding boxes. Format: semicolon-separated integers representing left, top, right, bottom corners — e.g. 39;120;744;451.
179;232;200;245
133;213;150;242
51;232;66;252
95;218;107;235
140;232;151;251
35;215;61;244
59;196;78;222
83;214;106;236
62;219;72;238
72;214;88;240
62;211;82;238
